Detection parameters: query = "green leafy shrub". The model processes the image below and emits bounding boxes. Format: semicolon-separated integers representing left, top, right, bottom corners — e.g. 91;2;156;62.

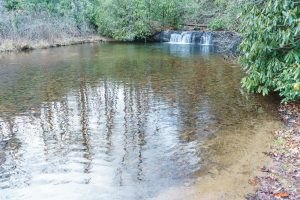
94;0;151;41
208;18;226;30
240;0;300;102
5;0;21;11
94;0;187;41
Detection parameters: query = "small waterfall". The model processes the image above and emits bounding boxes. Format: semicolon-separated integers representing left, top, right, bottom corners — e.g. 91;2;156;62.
191;33;196;43
165;31;214;55
169;32;193;44
168;31;212;45
200;32;212;45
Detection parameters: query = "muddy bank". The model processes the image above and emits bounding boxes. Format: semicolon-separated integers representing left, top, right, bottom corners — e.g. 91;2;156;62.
247;103;300;200
0;36;116;53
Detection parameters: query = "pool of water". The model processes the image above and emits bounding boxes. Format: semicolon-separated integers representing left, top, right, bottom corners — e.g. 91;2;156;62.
0;43;280;200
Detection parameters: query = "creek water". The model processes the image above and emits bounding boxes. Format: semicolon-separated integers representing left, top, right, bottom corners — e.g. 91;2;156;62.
0;43;281;200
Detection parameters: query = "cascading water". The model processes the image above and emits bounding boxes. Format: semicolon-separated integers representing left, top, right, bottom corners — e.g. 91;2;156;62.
169;32;194;44
167;31;213;54
200;32;212;45
168;31;212;45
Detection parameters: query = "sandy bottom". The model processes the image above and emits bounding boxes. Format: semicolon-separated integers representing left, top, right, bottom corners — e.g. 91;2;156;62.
153;120;282;200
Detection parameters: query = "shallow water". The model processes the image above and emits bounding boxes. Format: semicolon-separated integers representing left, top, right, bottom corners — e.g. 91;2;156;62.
0;43;280;200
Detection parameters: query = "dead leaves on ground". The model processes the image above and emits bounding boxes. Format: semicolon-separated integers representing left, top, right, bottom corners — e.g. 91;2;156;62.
274;193;290;198
247;102;300;200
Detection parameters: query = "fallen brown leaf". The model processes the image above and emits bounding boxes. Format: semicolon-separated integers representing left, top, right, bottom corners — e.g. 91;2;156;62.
274;192;289;198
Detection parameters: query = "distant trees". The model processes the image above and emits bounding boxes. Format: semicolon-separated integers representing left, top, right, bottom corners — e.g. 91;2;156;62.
240;0;300;102
93;0;151;41
0;0;250;41
182;0;252;31
0;0;94;42
152;0;187;28
92;0;188;41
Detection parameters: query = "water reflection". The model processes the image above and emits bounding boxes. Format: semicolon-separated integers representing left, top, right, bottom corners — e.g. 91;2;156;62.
161;43;214;57
199;45;214;55
0;43;279;200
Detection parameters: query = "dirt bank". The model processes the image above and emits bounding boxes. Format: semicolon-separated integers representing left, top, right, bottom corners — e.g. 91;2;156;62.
247;103;300;200
0;36;116;53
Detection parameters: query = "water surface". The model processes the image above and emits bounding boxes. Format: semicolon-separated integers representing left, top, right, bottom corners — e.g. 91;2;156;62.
0;43;280;200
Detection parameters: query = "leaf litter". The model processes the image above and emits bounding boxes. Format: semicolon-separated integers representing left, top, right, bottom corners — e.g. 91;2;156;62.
247;102;300;200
